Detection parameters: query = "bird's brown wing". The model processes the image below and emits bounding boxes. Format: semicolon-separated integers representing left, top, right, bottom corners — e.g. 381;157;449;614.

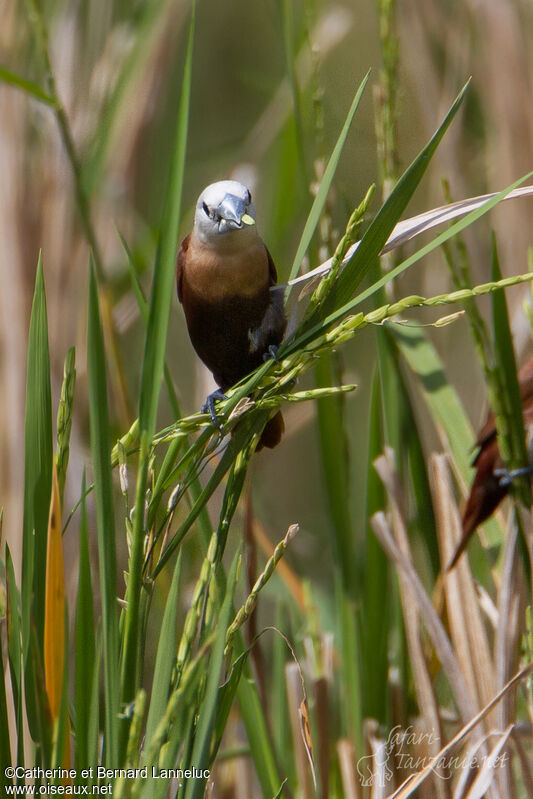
266;246;278;285
450;355;533;569
176;234;190;303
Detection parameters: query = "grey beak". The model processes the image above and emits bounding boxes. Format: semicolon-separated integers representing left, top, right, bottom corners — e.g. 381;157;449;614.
217;194;247;231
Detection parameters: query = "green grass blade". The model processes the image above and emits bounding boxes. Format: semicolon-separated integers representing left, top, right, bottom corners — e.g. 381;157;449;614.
87;262;120;766
22;254;53;653
393;324;501;580
5;546;22;767
144;552;182;755
235;635;282;797
272;604;293;782
153;425;250;578
361;370;389;723
87;636;102;788
0;65;56;105
287;71;370;282
21;256;53;752
74;472;95;775
0;672;9;780
279;0;309;194
119;230;181;419
138;6;194;439
314;356;355;592
0;584;10;776
25;623;50;761
316;81;470;315
491;235;530;507
298;172;533;353
338;580;363;754
183;548;241;799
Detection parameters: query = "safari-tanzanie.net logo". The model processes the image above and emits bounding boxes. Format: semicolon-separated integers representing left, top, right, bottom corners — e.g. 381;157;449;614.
356;724;510;788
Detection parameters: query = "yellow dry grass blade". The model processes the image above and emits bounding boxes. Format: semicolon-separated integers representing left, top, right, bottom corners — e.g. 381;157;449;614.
44;462;65;721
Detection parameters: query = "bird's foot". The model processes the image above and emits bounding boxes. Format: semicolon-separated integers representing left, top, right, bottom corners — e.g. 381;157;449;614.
263;344;281;363
494;464;533;487
201;388;227;428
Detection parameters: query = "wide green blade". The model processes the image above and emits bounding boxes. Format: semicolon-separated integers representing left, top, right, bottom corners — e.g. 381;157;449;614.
22;255;53;652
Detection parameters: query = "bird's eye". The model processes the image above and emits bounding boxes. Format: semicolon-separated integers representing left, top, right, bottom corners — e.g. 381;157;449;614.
202;202;210;217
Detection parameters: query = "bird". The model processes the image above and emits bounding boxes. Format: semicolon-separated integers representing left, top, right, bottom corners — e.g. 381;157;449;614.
176;180;287;449
448;355;533;569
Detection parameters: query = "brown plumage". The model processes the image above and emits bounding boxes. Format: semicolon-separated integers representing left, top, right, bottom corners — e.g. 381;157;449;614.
448;356;533;569
177;181;286;449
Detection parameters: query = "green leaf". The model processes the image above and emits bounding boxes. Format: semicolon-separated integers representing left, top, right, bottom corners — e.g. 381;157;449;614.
294;171;533;356
236;636;282;796
5;547;22;768
338;580;363;753
314;356;355;592
361;370;389;723
0;65;56;105
287;71;370;282
74;472;95;775
316;82;470;316
0;590;11;778
22;255;53;653
279;0;309;194
119;231;181;419
393;324;501;582
491;235;531;507
153;423;251;578
87;262;120;766
144;552;182;755
138;7;194;439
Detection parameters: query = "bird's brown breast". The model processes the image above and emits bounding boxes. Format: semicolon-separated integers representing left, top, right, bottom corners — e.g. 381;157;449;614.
184;235;271;302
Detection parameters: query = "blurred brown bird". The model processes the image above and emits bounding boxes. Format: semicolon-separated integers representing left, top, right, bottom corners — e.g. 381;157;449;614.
448;355;533;569
177;180;287;449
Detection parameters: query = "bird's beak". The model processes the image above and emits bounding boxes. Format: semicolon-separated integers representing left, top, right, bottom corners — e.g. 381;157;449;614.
217;194;255;232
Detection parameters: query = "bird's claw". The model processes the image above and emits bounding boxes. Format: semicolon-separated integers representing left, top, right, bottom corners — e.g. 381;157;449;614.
263;344;281;364
494;464;533;487
202;389;227;428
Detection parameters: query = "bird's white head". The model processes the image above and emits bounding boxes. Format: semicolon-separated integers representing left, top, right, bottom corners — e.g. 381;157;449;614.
193;180;258;245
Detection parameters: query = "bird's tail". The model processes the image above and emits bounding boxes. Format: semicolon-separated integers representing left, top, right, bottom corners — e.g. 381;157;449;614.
257;410;284;450
446;468;508;571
